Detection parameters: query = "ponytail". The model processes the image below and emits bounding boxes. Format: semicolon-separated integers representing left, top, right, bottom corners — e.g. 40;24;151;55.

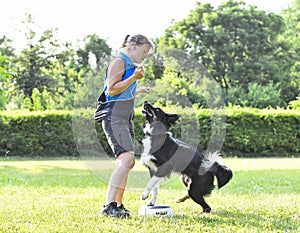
120;35;131;48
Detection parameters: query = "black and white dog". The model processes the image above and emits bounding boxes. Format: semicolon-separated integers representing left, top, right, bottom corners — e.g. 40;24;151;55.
140;101;233;213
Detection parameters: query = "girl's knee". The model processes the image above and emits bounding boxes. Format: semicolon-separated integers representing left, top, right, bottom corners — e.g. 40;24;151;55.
125;152;135;169
118;151;135;169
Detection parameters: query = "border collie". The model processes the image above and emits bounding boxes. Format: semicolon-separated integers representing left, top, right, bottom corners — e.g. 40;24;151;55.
140;101;233;213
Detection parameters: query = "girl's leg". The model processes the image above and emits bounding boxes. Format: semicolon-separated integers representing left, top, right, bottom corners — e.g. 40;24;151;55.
106;151;135;205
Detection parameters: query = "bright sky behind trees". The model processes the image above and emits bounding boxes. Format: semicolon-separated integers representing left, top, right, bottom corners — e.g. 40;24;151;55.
0;0;295;50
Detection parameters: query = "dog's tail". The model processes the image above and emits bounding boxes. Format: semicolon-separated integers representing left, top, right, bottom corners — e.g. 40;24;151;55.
198;151;222;175
198;151;233;189
210;163;233;188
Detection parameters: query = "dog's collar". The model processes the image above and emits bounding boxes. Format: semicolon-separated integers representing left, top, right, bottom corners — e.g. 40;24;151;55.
143;122;172;137
145;132;172;137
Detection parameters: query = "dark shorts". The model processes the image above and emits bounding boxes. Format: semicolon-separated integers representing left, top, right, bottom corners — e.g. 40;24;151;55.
102;115;135;158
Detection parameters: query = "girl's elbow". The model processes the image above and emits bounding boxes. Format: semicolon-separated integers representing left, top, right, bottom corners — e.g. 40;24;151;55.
107;90;115;96
107;88;117;97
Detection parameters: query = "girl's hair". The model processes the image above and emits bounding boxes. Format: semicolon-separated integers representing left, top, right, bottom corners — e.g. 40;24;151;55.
120;34;154;50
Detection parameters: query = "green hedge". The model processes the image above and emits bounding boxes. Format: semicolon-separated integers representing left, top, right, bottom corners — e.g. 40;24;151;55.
0;111;78;157
223;108;300;157
0;108;299;157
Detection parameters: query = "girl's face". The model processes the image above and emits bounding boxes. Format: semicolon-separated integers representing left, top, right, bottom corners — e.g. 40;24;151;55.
131;44;151;64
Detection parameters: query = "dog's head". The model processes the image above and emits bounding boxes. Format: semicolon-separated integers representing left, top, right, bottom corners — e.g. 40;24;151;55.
142;101;179;131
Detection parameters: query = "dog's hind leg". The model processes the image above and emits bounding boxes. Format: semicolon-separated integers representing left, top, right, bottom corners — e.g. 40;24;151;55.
175;194;190;203
175;175;190;203
188;190;211;213
188;174;215;213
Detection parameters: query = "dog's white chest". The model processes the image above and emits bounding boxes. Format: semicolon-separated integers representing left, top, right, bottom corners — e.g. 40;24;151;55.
142;135;151;155
142;123;153;156
141;129;157;171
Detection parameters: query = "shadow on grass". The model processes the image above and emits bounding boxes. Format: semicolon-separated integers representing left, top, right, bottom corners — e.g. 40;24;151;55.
172;209;298;232
0;161;175;190
1;164;300;195
0;165;160;190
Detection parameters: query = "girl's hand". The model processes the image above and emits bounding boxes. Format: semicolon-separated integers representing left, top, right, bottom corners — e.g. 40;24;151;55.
133;66;144;80
136;86;152;95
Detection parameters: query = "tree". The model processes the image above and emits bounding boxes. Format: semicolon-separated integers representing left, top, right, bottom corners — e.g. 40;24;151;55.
14;14;61;99
76;34;112;73
0;36;16;109
160;0;292;107
11;13;112;110
280;0;300;103
72;34;112;109
0;55;11;109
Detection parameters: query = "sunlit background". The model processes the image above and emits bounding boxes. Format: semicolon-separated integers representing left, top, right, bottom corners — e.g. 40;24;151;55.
1;0;295;50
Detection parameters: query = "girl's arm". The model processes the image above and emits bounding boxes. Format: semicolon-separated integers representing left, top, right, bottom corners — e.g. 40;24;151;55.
106;58;144;97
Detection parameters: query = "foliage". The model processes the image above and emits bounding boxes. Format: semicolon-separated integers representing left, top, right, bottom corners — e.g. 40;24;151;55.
288;95;300;109
142;52;165;82
1;108;299;157
13;14;60;98
0;110;79;157
280;0;300;102
136;68;206;108
0;158;299;232
159;0;298;107
3;14;112;111
0;55;12;109
226;82;283;108
73;57;110;110
137;46;220;108
223;107;300;156
0;1;300;111
0;36;16;109
76;34;112;72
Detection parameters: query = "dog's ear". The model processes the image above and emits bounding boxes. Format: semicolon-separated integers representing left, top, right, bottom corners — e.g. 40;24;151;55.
168;114;180;125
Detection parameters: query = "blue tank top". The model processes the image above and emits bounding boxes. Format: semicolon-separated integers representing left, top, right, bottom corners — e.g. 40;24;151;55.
103;52;137;102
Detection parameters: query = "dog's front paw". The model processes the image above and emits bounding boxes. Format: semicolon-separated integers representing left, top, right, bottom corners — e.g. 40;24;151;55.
147;201;154;206
141;189;150;200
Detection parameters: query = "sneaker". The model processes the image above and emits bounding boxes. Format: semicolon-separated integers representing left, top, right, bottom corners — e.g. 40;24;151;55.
117;204;130;214
100;202;130;218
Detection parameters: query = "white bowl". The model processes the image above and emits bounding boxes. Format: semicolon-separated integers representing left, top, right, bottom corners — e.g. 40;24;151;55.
138;205;173;217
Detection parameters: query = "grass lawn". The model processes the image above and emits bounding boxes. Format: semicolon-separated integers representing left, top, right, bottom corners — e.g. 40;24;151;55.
0;157;299;233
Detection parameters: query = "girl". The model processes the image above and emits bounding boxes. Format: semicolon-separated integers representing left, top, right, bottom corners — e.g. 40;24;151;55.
97;34;154;217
